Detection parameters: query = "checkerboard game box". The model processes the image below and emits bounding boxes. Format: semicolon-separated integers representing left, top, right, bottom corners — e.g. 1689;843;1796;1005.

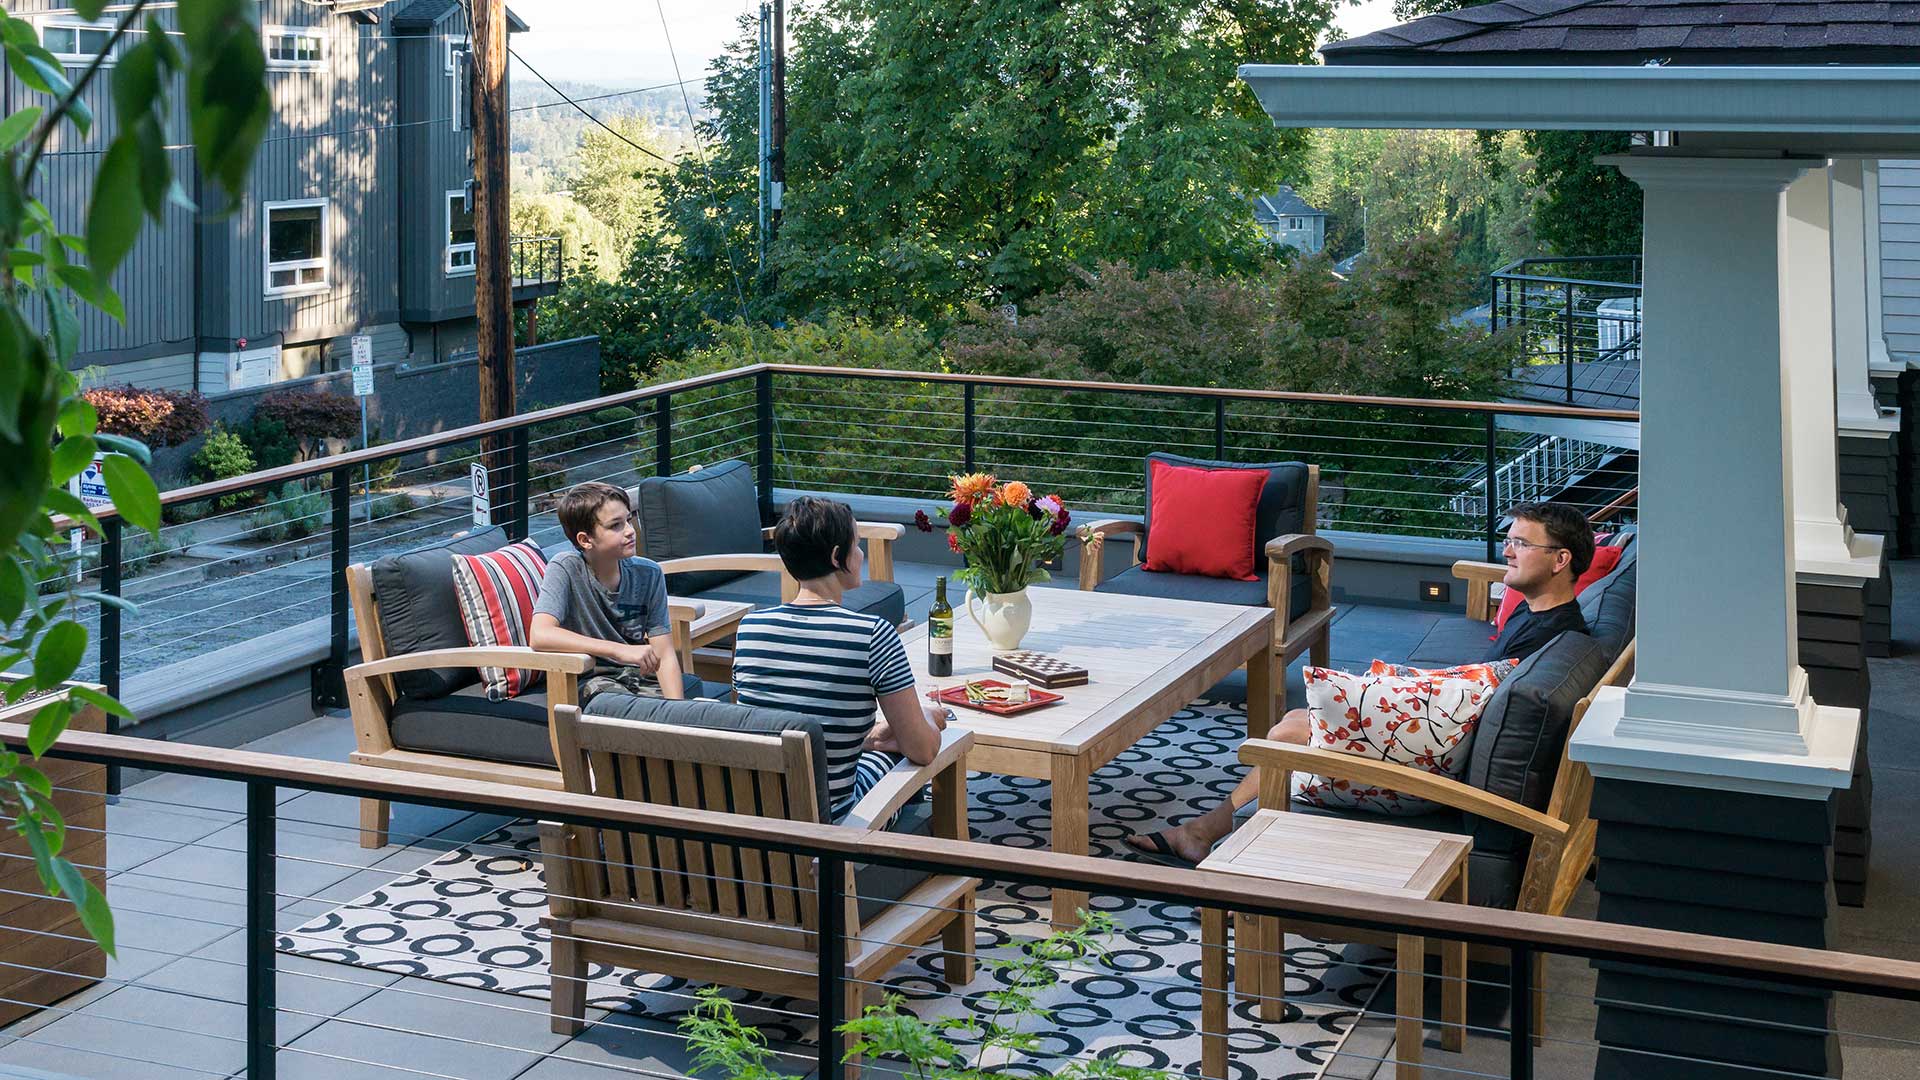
991;651;1089;689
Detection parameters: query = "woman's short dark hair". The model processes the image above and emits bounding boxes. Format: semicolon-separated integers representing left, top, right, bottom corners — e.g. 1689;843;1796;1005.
1509;501;1596;578
773;496;857;580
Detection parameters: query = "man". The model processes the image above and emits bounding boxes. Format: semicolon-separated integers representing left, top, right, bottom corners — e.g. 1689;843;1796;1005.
1126;500;1595;866
529;482;687;704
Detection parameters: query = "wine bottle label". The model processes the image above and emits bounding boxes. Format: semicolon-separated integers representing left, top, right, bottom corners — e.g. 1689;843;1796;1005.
930;635;953;655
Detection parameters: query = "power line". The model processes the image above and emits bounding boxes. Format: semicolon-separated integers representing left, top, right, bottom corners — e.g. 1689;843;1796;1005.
507;46;677;169
653;0;750;316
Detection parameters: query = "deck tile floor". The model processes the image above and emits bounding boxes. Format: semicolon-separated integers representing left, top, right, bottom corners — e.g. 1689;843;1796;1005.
0;563;1915;1078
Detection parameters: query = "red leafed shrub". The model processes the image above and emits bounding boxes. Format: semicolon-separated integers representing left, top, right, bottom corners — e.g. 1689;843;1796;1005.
82;385;210;448
253;390;359;458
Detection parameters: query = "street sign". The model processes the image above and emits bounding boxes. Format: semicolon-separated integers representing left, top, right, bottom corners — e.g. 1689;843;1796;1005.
350;335;374;397
470;462;490;527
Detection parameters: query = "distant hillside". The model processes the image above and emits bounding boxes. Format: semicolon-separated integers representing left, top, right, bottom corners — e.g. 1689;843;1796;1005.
510;74;712;173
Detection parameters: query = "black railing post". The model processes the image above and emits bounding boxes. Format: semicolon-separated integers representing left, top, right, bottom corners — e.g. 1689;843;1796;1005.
100;517;123;795
1509;944;1534;1080
1213;398;1227;459
962;382;977;473
755;370;776;525
654;393;673;477
1484;412;1500;562
817;853;847;1079
1563;286;1577;404
510;426;530;541
246;780;278;1080
315;467;351;710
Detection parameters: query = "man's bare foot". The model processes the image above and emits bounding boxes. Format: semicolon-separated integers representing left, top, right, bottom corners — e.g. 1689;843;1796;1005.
1126;824;1214;866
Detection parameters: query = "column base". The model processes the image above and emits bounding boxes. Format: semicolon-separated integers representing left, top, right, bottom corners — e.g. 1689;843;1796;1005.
1798;573;1879;907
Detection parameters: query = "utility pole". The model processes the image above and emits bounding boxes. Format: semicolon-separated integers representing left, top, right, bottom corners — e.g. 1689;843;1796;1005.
757;2;772;278
471;0;513;440
769;0;785;248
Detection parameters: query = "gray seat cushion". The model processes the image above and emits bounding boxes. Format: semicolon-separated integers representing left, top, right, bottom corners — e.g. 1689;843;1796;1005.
1463;632;1612;858
386;674;724;769
697;574;908;629
1141;452;1312;573
1094;564;1311;621
635;460;764;593
580;692;833;818
370;525;511;700
1283;801;1523;908
1405;616;1501;668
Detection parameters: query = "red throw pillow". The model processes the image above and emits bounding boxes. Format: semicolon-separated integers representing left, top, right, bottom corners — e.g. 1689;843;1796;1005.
1143;461;1267;581
1491;543;1624;636
450;540;548;699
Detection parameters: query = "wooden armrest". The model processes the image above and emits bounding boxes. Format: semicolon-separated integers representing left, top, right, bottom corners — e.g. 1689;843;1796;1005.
856;520;906;541
1266;533;1333;561
667;599;706;624
347;646;593;681
1451;559;1509;622
1238;740;1570;842
1076;519;1145;590
841;728;975;832
658;553;787;577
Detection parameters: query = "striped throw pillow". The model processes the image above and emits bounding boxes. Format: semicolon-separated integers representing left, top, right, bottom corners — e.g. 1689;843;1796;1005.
449;541;548;700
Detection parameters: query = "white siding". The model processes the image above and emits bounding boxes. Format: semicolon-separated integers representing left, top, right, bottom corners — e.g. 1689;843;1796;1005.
1880;160;1920;357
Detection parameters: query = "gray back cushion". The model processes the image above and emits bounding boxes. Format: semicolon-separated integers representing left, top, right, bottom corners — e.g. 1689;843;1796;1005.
583;693;832;819
1140;452;1311;571
634;460;764;593
1463;631;1611;857
1577;532;1637;627
369;525;510;700
1585;563;1636;662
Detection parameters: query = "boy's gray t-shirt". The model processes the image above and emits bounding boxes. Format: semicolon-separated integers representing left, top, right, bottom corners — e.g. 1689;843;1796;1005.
533;550;672;657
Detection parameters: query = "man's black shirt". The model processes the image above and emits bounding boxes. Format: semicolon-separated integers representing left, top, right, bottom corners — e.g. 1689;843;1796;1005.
1486;598;1588;663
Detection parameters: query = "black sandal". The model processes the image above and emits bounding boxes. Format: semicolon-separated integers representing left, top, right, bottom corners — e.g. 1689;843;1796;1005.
1128;830;1199;869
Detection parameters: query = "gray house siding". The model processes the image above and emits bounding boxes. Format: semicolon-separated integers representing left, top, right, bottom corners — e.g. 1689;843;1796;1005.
1881;160;1920;357
397;4;487;323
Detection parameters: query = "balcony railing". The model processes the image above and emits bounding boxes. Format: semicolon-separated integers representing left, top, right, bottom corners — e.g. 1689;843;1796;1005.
1491;255;1642;407
510;234;565;288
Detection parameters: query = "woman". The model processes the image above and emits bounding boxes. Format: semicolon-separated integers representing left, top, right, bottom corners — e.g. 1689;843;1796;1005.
731;496;950;821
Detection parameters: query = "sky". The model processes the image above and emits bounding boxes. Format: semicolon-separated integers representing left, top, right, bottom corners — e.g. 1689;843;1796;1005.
506;0;1403;90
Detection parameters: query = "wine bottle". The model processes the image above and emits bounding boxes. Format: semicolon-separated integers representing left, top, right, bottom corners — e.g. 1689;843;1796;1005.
928;576;954;676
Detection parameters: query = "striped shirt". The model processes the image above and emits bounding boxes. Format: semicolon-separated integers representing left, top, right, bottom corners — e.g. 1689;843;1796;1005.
731;603;916;819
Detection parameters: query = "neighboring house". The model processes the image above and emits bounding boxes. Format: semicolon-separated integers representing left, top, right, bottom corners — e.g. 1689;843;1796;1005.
1882;160;1920;357
6;0;562;394
1253;186;1326;254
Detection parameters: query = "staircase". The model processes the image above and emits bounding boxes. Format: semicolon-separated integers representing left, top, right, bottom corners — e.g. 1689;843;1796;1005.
1449;433;1631;521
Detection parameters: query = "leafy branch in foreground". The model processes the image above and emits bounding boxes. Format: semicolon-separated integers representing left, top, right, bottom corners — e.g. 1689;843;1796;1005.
0;0;268;953
680;911;1173;1080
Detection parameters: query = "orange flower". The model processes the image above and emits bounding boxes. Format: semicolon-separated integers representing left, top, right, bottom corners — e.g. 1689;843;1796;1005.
948;472;996;505
998;480;1032;507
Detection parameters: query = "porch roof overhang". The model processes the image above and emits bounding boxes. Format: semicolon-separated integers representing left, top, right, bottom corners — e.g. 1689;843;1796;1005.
1235;64;1920;149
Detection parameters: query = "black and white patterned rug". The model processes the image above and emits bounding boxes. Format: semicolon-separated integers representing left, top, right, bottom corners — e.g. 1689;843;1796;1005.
281;700;1387;1079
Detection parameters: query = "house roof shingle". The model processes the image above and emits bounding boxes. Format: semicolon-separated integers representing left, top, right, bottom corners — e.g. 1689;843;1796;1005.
1320;0;1920;64
1254;185;1324;222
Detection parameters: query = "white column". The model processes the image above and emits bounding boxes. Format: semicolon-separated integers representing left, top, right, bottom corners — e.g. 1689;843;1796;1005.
1832;159;1897;429
1865;160;1898;372
1571;153;1859;799
1781;168;1881;577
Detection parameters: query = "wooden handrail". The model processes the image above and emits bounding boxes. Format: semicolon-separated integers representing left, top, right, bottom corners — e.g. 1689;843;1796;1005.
59;361;1640;530
1591;487;1639;524
10;719;1919;1003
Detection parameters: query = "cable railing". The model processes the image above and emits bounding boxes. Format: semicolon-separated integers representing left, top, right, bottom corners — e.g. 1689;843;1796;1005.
0;716;1915;1080
1490;256;1643;408
47;362;1640;730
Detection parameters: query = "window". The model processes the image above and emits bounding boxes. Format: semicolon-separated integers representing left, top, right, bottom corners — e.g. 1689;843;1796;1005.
41;19;113;62
265;26;324;69
448;41;471;131
446;190;476;274
1288;217;1305;231
264;200;329;296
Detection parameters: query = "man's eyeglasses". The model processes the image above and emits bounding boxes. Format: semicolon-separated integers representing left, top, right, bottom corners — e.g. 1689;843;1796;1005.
1502;536;1564;554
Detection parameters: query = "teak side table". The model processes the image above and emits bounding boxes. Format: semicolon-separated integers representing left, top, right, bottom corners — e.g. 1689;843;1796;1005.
1198;810;1470;1080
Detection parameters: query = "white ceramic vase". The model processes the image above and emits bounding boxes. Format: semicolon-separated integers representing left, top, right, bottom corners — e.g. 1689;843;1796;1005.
966;587;1032;652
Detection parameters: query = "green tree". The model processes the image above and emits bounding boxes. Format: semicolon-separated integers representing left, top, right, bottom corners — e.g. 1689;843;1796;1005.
568;114;672;260
1301;128;1533;269
1;0;269;953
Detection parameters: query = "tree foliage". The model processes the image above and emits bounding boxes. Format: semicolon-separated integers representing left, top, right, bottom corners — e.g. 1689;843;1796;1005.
0;0;269;955
1299;128;1533;269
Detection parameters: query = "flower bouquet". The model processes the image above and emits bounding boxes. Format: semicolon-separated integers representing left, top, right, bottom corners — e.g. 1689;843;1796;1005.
915;474;1071;650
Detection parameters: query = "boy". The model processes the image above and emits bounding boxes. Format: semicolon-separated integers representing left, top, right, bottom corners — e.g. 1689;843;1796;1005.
530;482;687;704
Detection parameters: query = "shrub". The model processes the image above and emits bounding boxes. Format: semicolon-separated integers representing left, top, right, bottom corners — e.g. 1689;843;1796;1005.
367;492;418;521
254;390;359;459
189;426;258;511
83;385;210;448
589;406;639;440
246;483;329;544
235;415;299;472
530;459;569;507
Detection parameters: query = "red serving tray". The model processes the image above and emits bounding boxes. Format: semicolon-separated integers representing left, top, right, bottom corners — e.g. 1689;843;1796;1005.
928;679;1064;716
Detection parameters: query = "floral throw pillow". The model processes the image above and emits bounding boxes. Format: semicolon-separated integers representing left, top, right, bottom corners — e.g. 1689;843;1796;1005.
1368;658;1521;686
1292;666;1498;816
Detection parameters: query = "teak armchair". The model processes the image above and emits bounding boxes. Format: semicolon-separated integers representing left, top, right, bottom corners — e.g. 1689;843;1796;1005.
343;559;704;849
1079;461;1333;709
538;705;978;1053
